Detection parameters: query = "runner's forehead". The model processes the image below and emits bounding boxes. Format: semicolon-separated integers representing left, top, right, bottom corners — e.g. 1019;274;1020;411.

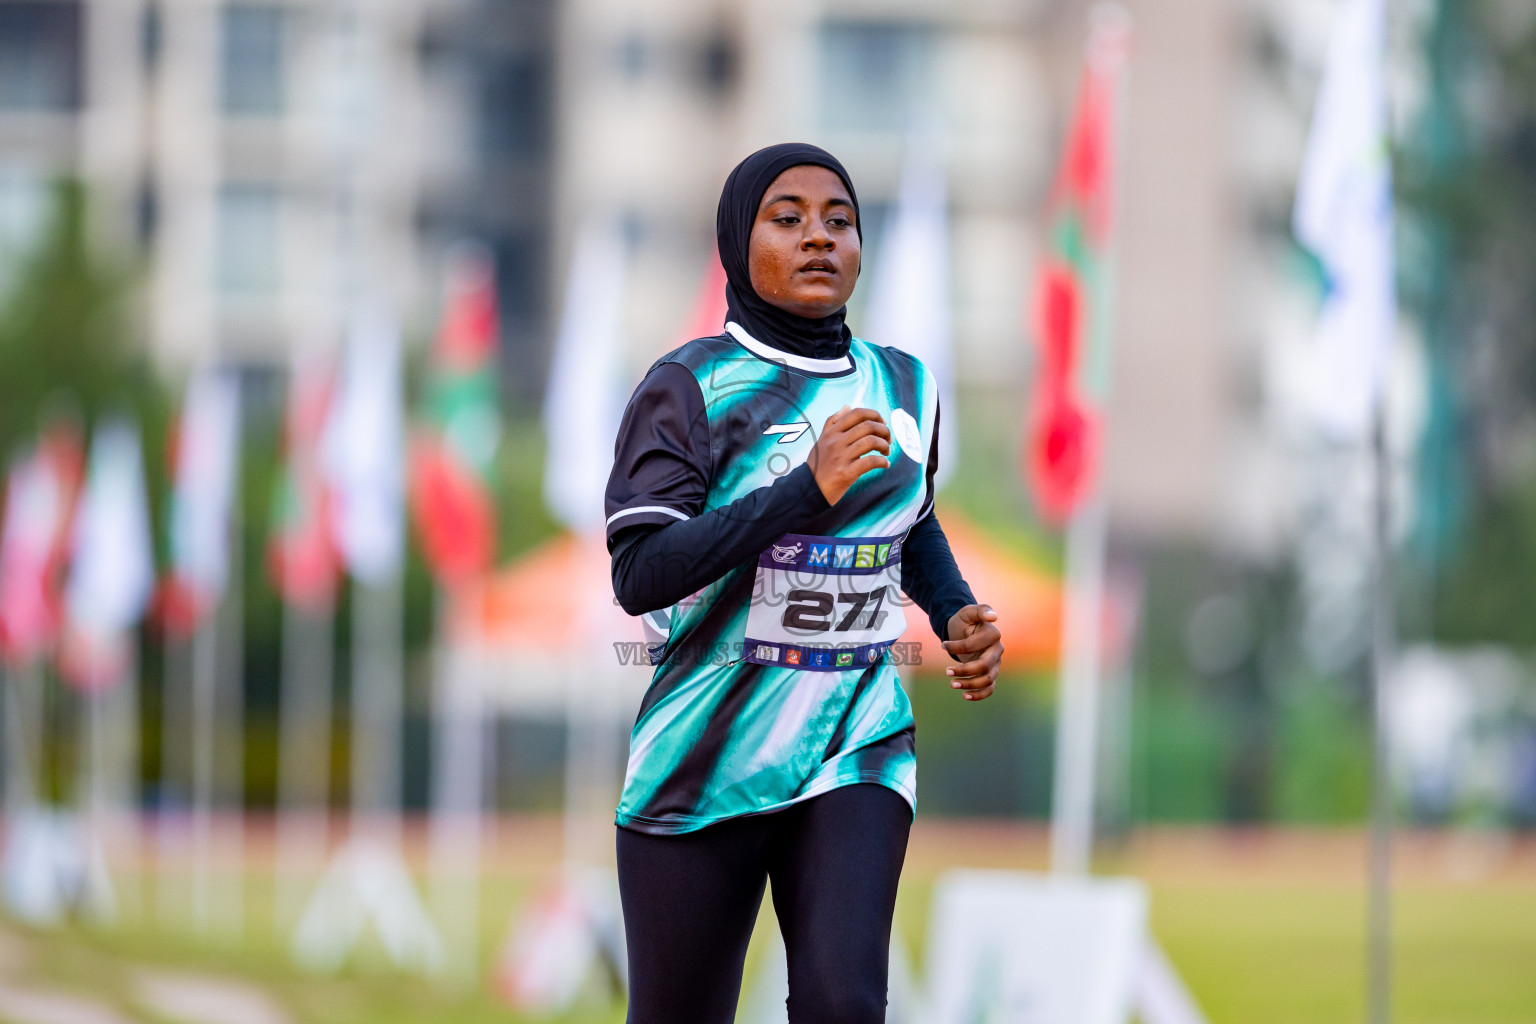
756;166;856;213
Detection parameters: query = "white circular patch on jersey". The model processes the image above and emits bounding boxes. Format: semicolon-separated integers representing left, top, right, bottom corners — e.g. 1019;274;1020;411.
890;408;923;463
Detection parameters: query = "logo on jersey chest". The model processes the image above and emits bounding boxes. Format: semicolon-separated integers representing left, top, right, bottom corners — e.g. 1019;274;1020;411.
890;408;923;463
762;421;810;443
761;409;920;463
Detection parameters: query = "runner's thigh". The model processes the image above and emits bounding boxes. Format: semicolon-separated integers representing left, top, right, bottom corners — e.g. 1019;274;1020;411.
617;816;774;1024
768;784;913;1024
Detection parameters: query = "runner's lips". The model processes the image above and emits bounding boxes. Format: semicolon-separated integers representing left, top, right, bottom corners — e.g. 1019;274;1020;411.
799;258;837;275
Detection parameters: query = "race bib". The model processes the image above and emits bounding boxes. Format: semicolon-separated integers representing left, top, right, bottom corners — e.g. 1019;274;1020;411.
744;533;907;670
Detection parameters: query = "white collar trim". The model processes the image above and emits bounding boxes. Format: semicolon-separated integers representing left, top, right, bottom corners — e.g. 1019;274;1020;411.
725;321;853;374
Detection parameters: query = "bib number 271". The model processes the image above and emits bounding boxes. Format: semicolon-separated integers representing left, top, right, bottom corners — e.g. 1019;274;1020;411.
783;586;888;633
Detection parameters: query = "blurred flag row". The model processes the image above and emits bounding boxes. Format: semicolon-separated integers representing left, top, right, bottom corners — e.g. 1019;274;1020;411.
0;420;149;689
0;248;513;693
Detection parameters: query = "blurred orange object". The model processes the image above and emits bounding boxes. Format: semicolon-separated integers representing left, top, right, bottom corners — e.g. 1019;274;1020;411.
896;510;1068;675
460;511;1128;682
459;530;625;652
451;530;643;717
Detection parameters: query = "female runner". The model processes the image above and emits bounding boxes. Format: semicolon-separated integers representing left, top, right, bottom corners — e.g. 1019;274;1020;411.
604;142;1004;1023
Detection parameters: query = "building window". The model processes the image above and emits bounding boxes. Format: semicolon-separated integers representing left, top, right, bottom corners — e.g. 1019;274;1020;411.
696;28;738;99
481;53;549;160
0;1;83;112
140;3;162;77
221;3;284;116
488;228;541;325
217;183;280;296
614;33;649;82
816;21;933;133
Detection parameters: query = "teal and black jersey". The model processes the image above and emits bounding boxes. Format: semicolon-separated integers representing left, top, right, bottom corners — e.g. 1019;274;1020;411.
604;321;941;835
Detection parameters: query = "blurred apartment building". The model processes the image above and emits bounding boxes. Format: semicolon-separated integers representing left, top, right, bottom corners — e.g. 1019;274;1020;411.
0;0;1303;550
0;0;555;379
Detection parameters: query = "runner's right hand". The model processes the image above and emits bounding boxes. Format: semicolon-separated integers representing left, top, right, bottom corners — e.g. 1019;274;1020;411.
809;406;890;506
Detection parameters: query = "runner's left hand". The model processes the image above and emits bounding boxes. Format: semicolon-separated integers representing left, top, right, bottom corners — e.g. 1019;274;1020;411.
941;604;1003;702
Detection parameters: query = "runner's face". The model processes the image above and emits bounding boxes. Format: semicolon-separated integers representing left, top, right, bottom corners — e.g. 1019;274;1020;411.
747;165;860;320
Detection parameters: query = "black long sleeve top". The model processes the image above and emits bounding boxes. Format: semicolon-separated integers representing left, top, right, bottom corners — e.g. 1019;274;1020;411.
605;363;975;644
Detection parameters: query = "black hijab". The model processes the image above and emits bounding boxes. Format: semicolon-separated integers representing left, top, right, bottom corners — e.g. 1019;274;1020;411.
715;143;861;360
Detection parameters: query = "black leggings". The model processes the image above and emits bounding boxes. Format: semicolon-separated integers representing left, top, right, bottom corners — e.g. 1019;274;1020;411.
616;783;912;1024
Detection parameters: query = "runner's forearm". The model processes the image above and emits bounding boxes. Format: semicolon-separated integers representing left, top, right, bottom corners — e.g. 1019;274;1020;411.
899;513;976;643
611;463;831;615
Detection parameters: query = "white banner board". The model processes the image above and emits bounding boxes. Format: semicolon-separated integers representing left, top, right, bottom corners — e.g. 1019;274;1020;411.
925;870;1147;1024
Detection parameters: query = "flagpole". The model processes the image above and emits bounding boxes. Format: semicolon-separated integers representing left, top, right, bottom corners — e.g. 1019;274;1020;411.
351;574;403;853
1;666;14;821
1362;0;1397;1017
1;665;17;869
4;665;40;819
189;600;217;932
1045;3;1131;878
189;445;244;936
3;662;44;838
272;353;341;935
429;585;484;989
157;631;189;926
2;661;48;920
216;483;246;936
79;681;118;921
274;594;334;933
1367;356;1395;1024
43;659;56;814
116;641;144;922
164;370;242;934
1049;494;1107;875
79;686;99;904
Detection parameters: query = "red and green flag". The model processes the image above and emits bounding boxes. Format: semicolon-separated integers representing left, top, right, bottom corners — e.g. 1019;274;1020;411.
410;244;502;587
159;370;242;637
0;425;83;666
1027;16;1131;524
268;355;339;610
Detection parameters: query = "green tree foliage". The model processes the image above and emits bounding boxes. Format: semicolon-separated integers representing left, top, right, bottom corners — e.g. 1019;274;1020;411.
1434;479;1536;648
1402;3;1536;647
0;181;164;458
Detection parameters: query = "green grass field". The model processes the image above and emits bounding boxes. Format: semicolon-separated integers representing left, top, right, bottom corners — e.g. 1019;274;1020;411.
1149;883;1536;1023
2;822;1532;1024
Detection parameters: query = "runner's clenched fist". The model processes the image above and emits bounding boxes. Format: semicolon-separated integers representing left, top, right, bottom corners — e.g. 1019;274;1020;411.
808;405;891;505
942;604;1004;701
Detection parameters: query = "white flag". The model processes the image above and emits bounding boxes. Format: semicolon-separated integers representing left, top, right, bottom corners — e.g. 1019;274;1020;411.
171;370;241;598
543;221;628;533
1293;0;1395;439
323;306;404;584
865;130;957;487
67;419;155;634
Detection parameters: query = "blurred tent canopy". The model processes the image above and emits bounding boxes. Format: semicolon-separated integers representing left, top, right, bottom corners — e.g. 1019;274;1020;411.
454;507;1138;688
